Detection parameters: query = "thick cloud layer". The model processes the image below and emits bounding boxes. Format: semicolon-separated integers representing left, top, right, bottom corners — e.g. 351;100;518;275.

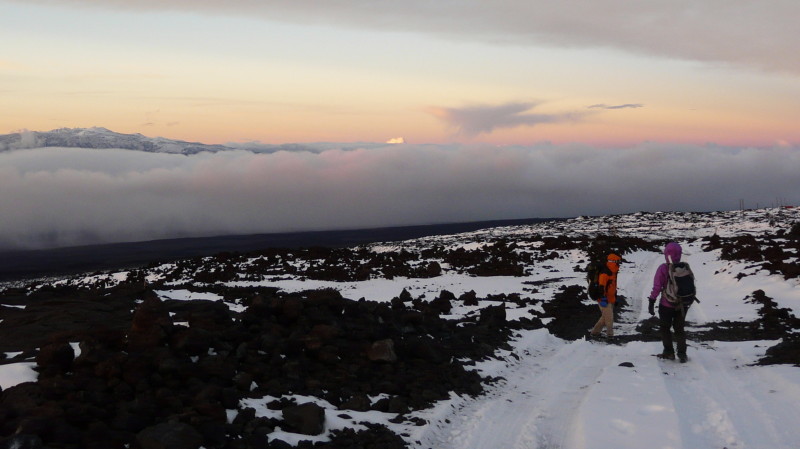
13;0;800;74
1;144;797;250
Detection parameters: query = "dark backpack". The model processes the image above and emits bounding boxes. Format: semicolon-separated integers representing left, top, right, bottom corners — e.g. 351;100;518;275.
664;261;697;305
586;260;611;300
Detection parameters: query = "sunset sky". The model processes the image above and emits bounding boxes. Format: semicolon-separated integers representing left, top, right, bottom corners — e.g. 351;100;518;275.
3;0;799;147
2;1;800;250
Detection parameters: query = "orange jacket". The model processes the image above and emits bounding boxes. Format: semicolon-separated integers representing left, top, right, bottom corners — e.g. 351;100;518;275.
600;254;621;304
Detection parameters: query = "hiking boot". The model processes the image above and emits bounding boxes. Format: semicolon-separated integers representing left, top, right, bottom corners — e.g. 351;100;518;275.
586;332;601;341
678;354;688;363
657;352;675;360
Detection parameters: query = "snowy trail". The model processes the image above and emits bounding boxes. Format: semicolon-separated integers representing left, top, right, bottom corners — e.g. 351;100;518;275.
571;248;800;449
412;253;664;449
659;341;800;449
411;249;800;449
567;339;800;449
412;332;618;449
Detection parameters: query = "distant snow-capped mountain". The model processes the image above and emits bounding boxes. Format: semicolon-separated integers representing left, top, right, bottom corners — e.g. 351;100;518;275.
0;127;235;155
0;127;394;154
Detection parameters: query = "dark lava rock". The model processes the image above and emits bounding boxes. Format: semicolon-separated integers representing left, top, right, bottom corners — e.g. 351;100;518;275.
760;335;800;366
327;423;408;449
0;280;517;447
543;285;597;340
479;304;506;327
282;402;326;436
35;341;74;376
127;291;173;352
136;422;203;449
459;290;479;306
367;339;398;363
790;221;800;237
745;290;800;339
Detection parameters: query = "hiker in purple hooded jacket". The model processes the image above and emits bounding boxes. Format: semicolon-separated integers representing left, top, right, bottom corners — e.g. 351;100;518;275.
648;242;693;362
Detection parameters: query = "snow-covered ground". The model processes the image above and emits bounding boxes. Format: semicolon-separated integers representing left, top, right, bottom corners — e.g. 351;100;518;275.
402;242;800;449
3;207;799;448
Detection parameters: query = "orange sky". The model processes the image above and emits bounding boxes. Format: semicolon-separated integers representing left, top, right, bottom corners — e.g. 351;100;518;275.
2;1;800;147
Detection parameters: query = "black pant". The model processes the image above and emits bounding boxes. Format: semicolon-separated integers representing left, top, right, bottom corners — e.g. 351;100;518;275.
658;303;689;356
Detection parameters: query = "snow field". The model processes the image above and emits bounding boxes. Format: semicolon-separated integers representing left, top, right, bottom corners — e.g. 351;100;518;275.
404;242;800;449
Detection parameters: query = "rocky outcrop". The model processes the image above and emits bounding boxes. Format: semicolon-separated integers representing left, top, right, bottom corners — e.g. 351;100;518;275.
0;279;525;448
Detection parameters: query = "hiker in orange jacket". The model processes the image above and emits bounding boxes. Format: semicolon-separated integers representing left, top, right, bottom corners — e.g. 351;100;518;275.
589;253;622;340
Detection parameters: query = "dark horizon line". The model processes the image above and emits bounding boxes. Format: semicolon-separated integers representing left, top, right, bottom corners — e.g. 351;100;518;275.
0;216;564;283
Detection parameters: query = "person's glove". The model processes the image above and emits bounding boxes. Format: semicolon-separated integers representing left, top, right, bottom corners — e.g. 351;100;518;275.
648;299;655;316
599;297;608;307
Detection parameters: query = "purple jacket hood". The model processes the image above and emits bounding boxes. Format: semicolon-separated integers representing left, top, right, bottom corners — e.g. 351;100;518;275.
664;242;682;264
649;242;683;305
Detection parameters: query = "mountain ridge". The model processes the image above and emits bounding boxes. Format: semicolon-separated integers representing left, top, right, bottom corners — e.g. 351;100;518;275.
0;127;235;155
0;127;396;154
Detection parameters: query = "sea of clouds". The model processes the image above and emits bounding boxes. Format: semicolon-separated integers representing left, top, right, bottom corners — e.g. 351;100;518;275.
1;143;798;250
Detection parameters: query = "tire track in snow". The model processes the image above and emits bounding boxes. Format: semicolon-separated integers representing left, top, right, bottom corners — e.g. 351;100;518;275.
413;332;616;449
660;335;800;448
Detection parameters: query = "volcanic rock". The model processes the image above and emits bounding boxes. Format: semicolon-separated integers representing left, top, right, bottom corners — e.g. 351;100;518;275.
282;402;326;436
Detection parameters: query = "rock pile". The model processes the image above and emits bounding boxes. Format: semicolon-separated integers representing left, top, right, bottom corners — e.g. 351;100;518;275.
0;278;532;448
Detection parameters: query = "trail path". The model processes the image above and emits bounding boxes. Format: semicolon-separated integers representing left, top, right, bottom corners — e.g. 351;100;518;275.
411;252;800;449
